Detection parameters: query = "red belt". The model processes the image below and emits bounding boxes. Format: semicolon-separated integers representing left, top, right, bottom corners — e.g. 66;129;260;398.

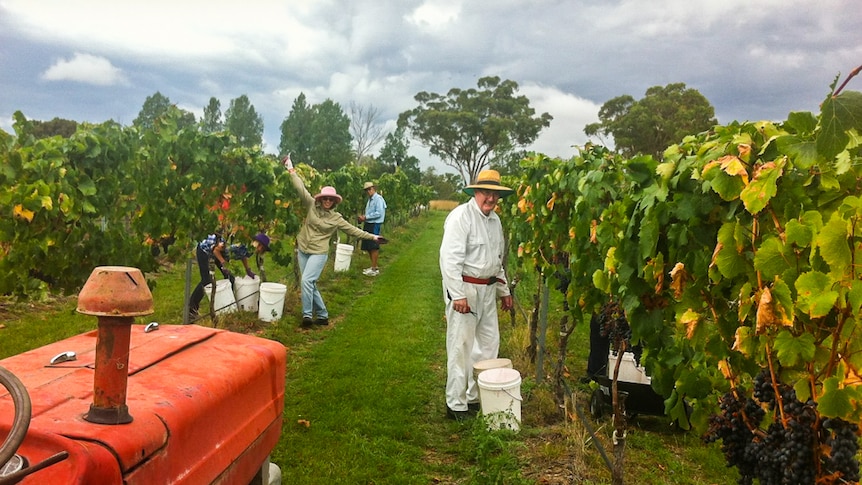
462;275;504;286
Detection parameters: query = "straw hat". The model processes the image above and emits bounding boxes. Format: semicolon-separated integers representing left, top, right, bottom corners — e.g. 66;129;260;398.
363;181;375;190
313;186;342;203
463;170;514;197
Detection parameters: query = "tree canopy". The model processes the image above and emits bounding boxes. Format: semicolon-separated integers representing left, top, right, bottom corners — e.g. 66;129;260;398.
201;97;224;134
377;126;421;184
224;95;264;148
398;76;552;184
279;94;352;171
30;117;78;139
584;82;717;158
133;91;196;131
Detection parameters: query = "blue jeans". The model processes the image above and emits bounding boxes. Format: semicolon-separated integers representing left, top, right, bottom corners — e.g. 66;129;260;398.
297;250;328;319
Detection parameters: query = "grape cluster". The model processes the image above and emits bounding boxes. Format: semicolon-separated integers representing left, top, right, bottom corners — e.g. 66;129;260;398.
703;391;761;483
597;301;631;347
823;417;861;482
703;370;860;484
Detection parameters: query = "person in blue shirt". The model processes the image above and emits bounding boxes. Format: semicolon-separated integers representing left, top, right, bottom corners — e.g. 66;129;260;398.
188;232;270;318
358;181;387;276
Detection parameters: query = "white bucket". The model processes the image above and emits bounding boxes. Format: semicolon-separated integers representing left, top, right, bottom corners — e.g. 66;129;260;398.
334;243;353;272
234;276;260;312
477;367;522;431
473;357;513;381
258;282;287;322
204;279;237;315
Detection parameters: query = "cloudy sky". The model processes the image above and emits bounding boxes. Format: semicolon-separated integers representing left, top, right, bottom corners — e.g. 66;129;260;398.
1;0;859;174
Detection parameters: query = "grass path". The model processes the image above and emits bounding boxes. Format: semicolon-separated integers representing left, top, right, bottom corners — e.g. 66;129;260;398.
273;210;468;484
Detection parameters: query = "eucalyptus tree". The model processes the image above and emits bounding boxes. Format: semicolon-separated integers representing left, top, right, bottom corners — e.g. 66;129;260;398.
398;76;552;184
584;82;717;159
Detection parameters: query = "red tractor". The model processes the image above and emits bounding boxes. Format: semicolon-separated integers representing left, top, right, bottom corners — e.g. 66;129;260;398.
1;266;286;484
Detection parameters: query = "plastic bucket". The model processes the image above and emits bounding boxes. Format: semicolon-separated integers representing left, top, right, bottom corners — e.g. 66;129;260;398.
473;357;513;382
233;276;260;312
334;243;353;272
477;367;522;431
258;282;287;322
204;279;237;315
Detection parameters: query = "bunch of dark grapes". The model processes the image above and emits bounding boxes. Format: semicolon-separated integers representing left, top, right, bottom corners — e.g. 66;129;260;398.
702;391;760;484
704;370;861;485
597;301;630;348
822;417;861;482
752;368;776;409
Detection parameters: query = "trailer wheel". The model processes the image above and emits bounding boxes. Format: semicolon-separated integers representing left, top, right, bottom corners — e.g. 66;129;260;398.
589;388;604;419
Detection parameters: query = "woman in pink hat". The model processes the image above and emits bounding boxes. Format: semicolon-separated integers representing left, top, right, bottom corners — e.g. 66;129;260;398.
283;155;387;327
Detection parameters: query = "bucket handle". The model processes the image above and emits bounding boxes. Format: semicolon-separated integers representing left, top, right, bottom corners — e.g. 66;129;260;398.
500;387;522;402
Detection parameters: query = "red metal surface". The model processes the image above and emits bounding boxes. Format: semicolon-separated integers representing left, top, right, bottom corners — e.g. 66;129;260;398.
0;324;286;484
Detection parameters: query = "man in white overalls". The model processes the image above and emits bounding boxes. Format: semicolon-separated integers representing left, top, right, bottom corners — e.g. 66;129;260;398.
439;170;514;420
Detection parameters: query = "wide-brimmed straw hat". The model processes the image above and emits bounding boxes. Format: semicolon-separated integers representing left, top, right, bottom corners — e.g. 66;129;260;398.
314;186;343;204
463;170;514;197
362;181;375;190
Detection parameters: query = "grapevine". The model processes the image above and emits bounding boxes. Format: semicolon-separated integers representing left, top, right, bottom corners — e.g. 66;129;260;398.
504;68;862;481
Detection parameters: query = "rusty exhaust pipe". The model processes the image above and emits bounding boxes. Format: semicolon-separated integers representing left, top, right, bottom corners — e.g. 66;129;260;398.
76;266;153;425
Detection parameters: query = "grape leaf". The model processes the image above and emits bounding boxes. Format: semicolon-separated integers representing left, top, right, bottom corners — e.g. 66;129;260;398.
785;218;814;248
818;375;855;418
740;161;782;215
775;135;817;170
816;91;862;159
816;213;851;276
715;223;746;279
754;237;791;279
795;271;838;318
775;330;815;367
702;159;744;201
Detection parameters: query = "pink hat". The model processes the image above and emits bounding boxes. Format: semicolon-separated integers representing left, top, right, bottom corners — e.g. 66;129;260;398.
313;186;342;204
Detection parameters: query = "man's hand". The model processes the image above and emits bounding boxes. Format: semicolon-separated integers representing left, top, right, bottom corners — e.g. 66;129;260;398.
453;298;471;314
501;295;513;312
376;236;388;244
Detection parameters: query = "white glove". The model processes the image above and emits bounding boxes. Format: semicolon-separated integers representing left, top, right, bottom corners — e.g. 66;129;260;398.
282;154;294;171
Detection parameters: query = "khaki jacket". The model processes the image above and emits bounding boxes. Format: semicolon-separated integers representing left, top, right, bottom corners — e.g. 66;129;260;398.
290;171;376;254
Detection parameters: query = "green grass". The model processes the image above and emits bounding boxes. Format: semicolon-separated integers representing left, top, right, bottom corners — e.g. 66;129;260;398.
0;210;737;484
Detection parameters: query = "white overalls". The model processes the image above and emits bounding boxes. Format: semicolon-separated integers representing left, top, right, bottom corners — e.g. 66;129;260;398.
439;199;510;412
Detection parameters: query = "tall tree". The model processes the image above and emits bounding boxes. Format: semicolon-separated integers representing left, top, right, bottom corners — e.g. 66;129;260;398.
201;97;223;134
224;95;264;148
310;99;352;171
584;82;717;158
378;126;421;184
280;94;352;171
133;91;196;131
349;101;386;162
279;93;314;161
398;76;552;184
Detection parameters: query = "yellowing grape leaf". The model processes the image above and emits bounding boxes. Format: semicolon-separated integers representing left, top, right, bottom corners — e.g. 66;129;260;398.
13;204;34;222
740;160;782;215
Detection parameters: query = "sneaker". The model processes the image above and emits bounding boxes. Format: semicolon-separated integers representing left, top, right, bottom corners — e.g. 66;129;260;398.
301;317;314;328
314;318;329;326
363;268;380;276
